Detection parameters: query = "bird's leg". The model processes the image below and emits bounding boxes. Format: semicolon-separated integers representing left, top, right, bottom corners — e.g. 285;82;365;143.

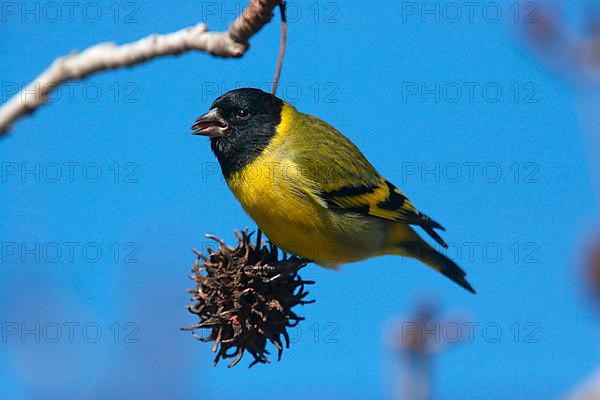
256;228;263;248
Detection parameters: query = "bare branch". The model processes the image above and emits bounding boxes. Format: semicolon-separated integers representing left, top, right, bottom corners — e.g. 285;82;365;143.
229;0;279;44
0;0;279;136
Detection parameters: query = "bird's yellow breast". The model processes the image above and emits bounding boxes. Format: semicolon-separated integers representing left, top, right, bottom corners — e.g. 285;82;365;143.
226;105;323;257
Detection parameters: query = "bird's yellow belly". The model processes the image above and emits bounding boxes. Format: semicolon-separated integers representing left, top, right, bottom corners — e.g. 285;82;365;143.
226;158;384;265
247;204;382;265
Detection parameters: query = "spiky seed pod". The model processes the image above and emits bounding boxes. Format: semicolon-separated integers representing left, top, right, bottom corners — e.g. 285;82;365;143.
184;230;315;368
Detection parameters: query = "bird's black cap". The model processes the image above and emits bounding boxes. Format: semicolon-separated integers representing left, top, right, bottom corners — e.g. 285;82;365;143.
193;88;284;177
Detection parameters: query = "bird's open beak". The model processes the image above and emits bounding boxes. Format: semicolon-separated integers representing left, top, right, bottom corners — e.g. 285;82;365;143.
192;108;229;137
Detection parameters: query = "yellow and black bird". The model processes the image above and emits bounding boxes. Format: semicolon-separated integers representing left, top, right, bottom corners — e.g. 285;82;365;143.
192;88;475;293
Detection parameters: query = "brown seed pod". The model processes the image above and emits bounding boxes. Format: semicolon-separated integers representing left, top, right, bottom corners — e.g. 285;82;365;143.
183;230;315;368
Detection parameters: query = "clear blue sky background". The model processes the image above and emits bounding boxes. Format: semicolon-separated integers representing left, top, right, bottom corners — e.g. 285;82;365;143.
1;1;599;399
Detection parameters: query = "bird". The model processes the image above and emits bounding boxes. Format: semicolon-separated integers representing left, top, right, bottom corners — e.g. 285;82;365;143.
192;88;475;293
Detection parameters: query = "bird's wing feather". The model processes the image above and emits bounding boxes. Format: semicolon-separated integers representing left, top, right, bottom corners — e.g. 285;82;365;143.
320;179;448;248
293;113;448;248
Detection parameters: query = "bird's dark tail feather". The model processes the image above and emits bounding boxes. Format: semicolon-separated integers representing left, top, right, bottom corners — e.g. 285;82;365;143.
402;240;476;294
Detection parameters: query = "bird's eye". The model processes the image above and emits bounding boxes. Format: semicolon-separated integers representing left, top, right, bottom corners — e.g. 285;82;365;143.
236;107;250;119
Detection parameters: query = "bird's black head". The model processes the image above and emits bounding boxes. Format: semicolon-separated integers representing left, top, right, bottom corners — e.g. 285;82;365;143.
192;88;284;177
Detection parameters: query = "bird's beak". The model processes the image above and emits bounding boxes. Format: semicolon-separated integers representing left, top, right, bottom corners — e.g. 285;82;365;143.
192;108;229;137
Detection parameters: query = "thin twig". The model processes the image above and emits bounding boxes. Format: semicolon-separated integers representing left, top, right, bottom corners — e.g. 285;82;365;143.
271;0;288;95
0;0;279;136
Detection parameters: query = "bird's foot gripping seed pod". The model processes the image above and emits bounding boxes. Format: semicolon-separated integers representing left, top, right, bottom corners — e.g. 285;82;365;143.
184;230;315;368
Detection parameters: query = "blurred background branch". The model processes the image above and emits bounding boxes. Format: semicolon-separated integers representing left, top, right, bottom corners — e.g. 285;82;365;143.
389;299;469;400
519;1;600;86
519;2;600;398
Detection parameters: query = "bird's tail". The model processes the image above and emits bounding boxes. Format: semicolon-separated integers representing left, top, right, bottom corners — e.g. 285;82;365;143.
386;225;476;294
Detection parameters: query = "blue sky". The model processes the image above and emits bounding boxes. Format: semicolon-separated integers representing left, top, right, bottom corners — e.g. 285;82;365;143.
1;1;599;399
